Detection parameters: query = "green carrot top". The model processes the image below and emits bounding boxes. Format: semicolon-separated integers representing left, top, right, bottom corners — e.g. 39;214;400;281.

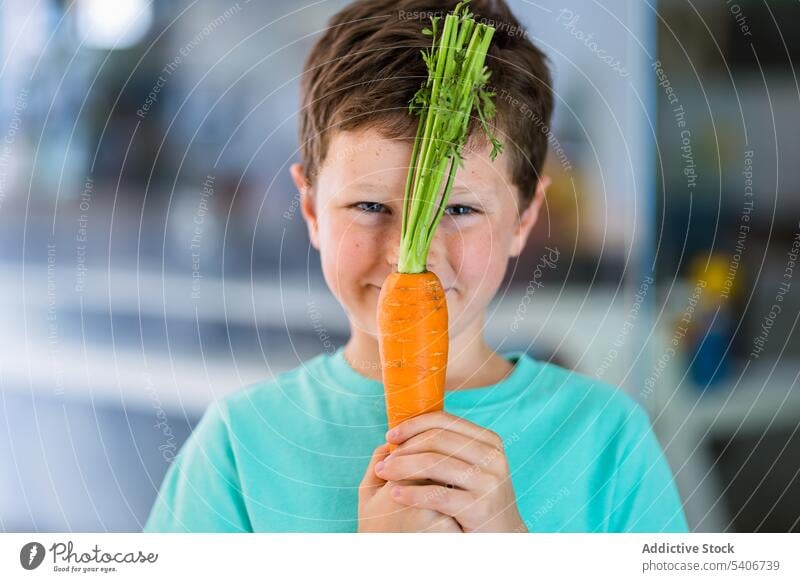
398;0;503;274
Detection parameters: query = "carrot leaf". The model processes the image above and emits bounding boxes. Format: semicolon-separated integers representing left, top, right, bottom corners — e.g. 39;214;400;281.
398;0;502;274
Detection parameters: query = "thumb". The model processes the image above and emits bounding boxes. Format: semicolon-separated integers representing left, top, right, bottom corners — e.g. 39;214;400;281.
359;442;391;499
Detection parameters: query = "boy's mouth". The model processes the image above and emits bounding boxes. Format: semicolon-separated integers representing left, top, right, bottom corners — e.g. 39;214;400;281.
369;284;455;294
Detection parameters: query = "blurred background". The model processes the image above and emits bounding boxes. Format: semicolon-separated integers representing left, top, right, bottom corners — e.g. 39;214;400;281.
1;0;798;532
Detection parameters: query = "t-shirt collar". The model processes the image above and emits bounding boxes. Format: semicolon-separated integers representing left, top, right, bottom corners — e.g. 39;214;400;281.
321;346;538;410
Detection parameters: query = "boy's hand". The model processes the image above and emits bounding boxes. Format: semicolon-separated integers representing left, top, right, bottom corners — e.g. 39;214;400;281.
358;443;462;533
376;412;528;533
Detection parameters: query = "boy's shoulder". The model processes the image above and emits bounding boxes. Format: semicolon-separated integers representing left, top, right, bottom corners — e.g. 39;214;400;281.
219;350;334;410
528;356;651;429
203;350;384;455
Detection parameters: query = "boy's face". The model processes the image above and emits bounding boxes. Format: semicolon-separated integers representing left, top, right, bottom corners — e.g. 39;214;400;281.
291;127;548;340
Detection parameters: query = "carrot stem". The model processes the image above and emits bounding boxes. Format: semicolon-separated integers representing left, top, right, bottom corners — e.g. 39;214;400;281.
397;0;502;275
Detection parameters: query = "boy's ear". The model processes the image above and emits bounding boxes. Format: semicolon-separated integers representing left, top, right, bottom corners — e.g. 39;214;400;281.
290;163;320;250
509;174;551;258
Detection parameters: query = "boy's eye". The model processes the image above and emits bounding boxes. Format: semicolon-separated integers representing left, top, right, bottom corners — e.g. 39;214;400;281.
353;202;388;213
351;201;477;216
444;204;477;216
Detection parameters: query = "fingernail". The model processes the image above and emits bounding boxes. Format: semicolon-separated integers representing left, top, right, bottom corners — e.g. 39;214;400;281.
386;428;398;440
375;461;385;474
391;485;403;497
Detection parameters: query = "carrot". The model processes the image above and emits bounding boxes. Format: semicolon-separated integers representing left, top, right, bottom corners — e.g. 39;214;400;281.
378;271;448;434
377;1;502;450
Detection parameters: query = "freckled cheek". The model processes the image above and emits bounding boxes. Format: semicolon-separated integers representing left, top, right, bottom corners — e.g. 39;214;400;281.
319;219;381;287
452;228;507;289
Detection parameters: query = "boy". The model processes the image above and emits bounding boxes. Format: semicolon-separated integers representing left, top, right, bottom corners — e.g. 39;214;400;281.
144;0;688;533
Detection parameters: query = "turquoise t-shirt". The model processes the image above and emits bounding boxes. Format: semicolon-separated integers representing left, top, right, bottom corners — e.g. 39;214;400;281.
143;348;688;533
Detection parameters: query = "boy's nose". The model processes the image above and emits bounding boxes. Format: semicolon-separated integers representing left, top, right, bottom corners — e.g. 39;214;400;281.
386;249;399;270
424;234;445;271
385;232;401;269
384;224;446;271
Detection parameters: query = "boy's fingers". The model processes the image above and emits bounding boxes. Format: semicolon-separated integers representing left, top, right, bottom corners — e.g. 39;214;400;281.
359;443;391;497
375;452;479;491
387;411;503;451
391;428;502;469
391;483;474;525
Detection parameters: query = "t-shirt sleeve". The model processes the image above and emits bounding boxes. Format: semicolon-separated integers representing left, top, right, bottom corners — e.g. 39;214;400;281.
609;401;689;533
143;401;252;532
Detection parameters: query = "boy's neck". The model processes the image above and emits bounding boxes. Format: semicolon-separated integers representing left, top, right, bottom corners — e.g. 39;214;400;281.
342;312;515;391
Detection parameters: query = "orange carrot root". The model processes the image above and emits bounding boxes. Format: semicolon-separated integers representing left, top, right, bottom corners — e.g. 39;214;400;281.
377;270;448;451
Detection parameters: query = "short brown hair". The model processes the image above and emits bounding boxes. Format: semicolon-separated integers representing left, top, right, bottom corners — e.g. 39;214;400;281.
298;0;553;207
